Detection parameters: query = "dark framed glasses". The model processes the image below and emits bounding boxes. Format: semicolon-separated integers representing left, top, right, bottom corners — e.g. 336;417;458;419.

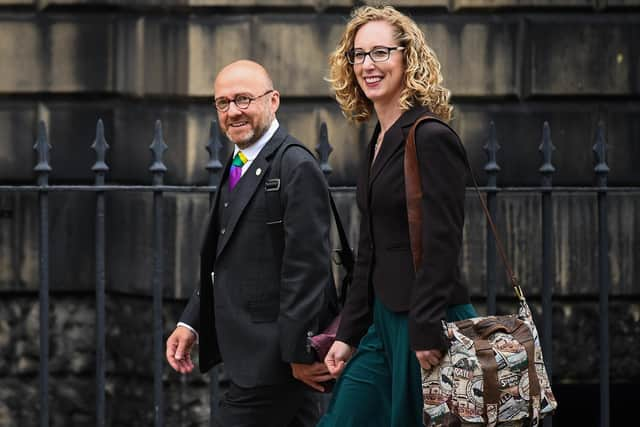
346;46;406;65
214;90;274;112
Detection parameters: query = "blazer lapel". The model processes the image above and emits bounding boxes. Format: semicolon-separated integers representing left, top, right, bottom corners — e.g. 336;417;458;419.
215;126;287;257
200;154;232;257
368;106;430;187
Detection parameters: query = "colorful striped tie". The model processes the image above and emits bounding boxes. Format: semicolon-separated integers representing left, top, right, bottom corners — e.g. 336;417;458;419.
229;151;247;190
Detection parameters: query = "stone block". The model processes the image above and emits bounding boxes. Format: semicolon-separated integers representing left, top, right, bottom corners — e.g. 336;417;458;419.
0;193;39;291
277;101;367;186
453;105;605;186
253;16;344;97
0;104;36;182
110;104;221;185
110;0;352;6
105;191;211;298
43;16;113;93
606;108;640;185
417;20;519;97
46;104;116;182
529;19;635;95
453;0;591;9
363;0;448;7
115;17;251;97
0;20;42;92
0;16;113;93
186;18;252;96
0;102;115;184
604;0;640;6
461;191;639;297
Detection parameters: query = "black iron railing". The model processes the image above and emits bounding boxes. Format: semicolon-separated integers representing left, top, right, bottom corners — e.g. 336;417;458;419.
0;117;629;427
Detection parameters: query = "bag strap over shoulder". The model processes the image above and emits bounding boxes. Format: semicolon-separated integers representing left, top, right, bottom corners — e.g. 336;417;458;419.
264;140;354;305
404;114;525;302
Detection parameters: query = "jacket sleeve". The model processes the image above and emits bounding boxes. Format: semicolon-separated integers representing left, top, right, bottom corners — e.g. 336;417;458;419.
335;157;374;347
278;146;333;363
408;121;467;351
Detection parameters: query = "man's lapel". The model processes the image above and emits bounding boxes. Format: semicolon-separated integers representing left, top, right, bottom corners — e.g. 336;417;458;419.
368;106;429;187
200;153;232;257
215;126;287;257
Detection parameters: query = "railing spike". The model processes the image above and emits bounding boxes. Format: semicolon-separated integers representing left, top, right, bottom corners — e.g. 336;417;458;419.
315;122;333;179
593;121;609;177
206;120;224;186
149;119;168;174
538;121;556;187
483;121;501;188
34;120;52;173
92;118;110;174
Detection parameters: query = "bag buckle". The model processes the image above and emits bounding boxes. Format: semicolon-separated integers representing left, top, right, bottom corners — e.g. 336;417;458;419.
512;276;525;301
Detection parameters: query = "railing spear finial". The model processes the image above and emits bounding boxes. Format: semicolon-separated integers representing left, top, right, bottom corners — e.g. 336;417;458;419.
316;122;333;180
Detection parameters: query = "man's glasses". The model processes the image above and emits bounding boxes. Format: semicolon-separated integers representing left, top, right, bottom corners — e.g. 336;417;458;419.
346;46;406;65
214;90;274;112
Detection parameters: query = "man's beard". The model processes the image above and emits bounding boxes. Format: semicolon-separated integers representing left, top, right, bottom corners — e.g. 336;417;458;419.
225;116;270;149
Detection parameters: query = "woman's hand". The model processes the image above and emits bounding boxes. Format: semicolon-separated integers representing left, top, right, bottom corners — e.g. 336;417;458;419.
324;340;355;377
415;349;442;371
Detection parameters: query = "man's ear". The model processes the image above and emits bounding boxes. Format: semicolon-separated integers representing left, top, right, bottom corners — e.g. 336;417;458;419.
270;90;280;114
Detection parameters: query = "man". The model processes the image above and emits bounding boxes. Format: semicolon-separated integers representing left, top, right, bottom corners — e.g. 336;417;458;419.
165;60;333;426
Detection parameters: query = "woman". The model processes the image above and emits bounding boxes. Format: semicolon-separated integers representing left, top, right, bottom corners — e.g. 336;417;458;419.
317;5;477;427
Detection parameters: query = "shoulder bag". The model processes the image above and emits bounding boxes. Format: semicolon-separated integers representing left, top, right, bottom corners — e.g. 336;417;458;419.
405;115;558;427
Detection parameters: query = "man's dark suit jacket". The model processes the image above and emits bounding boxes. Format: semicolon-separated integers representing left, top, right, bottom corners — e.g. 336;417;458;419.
336;106;471;353
179;125;332;388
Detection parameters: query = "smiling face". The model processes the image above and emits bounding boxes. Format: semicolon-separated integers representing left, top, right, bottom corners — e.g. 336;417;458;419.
213;61;279;149
352;20;405;109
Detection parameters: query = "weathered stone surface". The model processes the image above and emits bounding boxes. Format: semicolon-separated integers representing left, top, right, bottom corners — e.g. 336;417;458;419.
419;20;519;97
0;0;33;4
454;0;591;8
604;0;640;6
0;193;39;291
0;20;42;92
0;16;112;93
364;0;448;6
605;108;640;185
0;105;36;182
1;295;638;425
2;101;639;186
0;15;523;97
452;105;640;186
253;16;343;97
529;19;635;95
38;0;352;6
1;187;637;297
465;192;640;297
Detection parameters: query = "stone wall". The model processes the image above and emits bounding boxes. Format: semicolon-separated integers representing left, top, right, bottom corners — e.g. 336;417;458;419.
1;0;639;426
1;294;638;426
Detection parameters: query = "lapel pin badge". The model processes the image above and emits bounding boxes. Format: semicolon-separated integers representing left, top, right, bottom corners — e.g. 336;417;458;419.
256;168;262;176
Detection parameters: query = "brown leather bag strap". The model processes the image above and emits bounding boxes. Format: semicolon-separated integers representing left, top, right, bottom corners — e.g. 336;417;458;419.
404;114;525;302
474;338;500;426
512;324;542;415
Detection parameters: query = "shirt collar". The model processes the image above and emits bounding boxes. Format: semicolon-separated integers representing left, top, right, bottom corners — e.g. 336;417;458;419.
233;118;280;160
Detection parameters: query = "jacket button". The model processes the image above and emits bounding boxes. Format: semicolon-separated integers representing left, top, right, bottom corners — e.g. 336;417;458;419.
224;202;229;208
220;228;226;235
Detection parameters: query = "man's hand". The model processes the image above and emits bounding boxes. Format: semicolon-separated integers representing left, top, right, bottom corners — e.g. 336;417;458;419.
415;349;442;371
290;362;334;392
166;326;196;374
324;340;355;377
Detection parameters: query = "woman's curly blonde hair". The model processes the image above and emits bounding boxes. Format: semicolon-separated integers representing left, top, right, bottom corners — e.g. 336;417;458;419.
328;5;452;123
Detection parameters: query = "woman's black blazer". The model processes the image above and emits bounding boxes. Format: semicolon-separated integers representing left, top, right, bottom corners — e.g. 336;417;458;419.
336;106;471;352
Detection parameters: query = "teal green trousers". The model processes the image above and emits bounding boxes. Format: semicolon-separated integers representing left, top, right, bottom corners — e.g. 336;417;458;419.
317;299;477;427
